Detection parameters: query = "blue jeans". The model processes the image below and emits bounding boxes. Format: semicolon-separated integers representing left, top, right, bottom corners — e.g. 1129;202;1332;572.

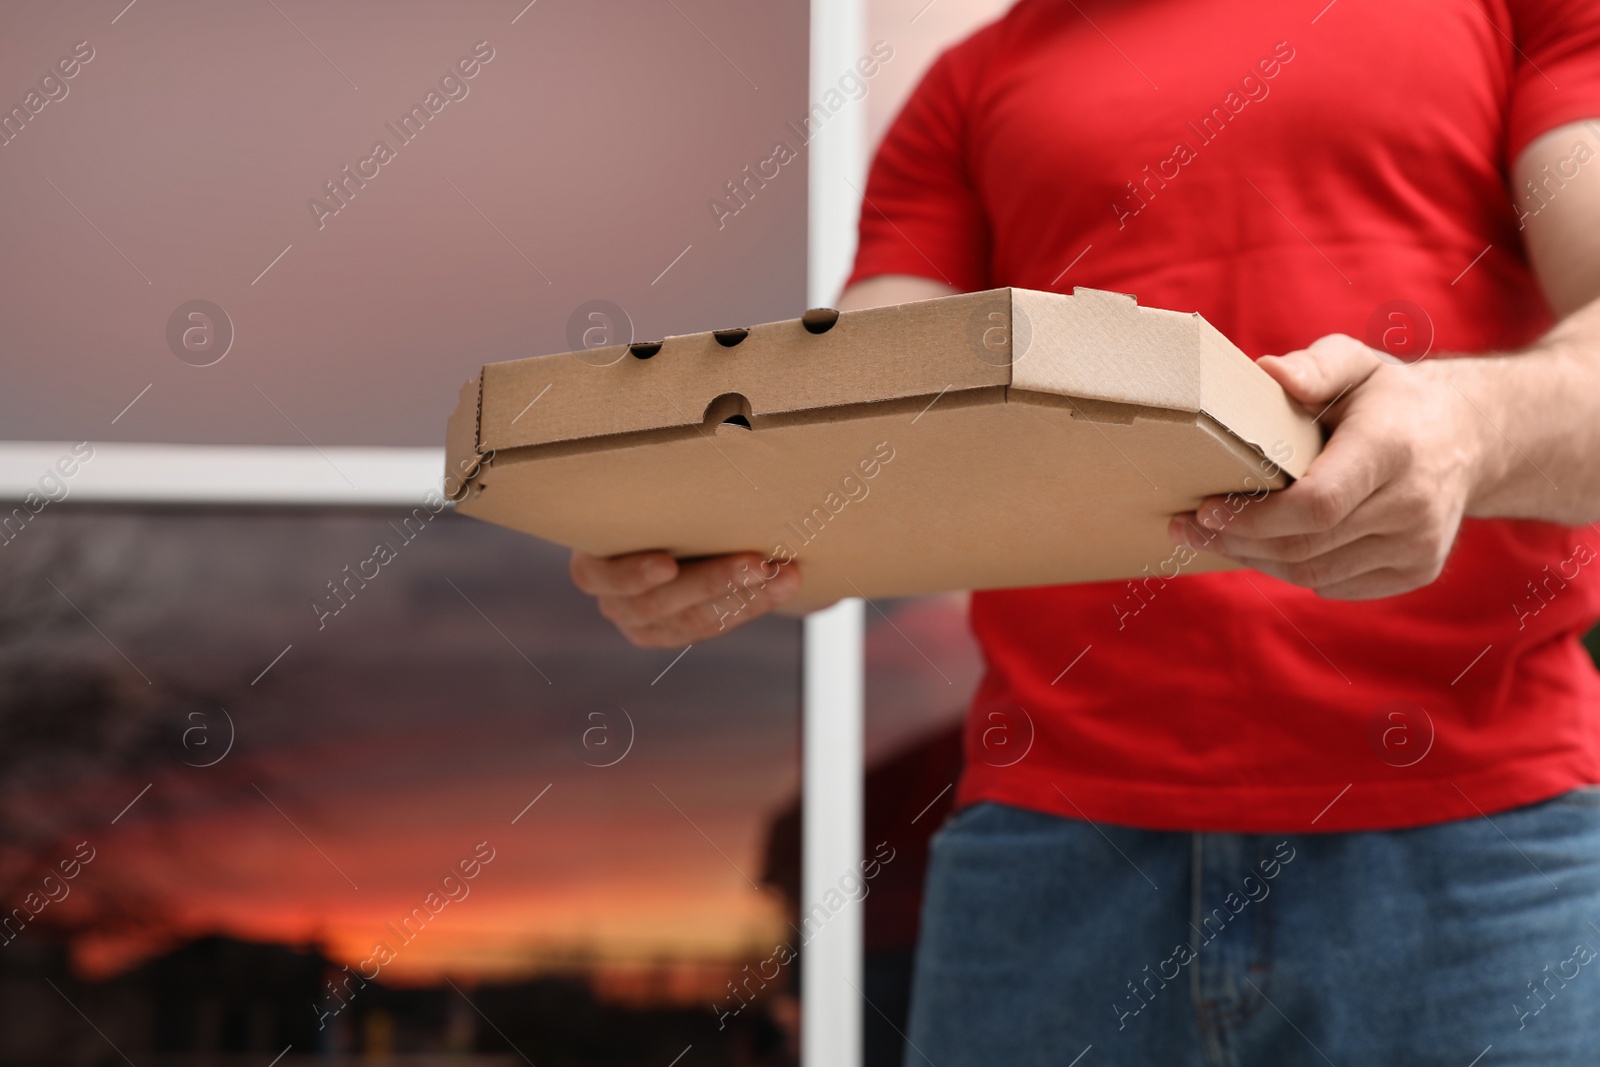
905;793;1600;1066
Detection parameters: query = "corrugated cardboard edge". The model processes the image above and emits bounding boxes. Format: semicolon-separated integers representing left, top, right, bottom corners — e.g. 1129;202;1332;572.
1194;319;1321;479
1010;288;1321;479
443;374;488;502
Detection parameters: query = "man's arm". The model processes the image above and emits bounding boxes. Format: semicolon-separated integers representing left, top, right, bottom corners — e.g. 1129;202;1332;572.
837;274;960;312
1172;119;1600;599
1464;120;1600;521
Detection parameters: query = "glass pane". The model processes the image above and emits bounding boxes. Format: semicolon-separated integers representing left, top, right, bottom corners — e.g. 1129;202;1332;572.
1;1;806;447
0;505;801;1065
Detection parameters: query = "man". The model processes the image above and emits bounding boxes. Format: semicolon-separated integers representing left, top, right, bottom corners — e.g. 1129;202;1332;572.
570;0;1600;1061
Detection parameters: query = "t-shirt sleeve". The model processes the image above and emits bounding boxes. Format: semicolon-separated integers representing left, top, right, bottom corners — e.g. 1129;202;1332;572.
844;49;990;293
1507;0;1600;163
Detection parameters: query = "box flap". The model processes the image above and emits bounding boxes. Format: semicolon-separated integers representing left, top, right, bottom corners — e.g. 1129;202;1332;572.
477;290;1015;451
1010;287;1201;410
468;286;1320;481
1010;287;1320;478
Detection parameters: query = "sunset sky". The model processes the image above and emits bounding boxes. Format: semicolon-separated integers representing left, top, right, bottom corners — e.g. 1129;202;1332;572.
10;507;977;993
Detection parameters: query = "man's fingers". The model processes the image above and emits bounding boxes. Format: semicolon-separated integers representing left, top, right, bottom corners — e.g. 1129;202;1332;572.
1227;534;1400;591
1192;429;1393;540
569;549;677;597
1257;333;1382;415
601;554;778;628
628;564;804;646
573;547;806;647
1170;515;1368;563
1176;477;1427;560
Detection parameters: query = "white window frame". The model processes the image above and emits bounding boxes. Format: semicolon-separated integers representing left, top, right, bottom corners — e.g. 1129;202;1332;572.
804;1;869;1066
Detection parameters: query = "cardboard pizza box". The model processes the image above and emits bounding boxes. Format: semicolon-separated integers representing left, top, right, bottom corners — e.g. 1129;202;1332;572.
442;287;1322;608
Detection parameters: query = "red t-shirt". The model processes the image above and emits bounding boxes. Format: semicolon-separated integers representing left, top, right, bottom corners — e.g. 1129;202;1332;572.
847;0;1600;832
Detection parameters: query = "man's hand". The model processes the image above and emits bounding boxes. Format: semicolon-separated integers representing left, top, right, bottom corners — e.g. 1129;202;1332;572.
1168;334;1491;600
569;549;803;648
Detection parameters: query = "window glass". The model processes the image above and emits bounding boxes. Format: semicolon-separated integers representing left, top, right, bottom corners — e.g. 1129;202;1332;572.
0;506;801;1064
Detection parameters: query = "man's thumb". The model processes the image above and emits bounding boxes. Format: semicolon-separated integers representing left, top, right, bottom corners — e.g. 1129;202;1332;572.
1257;333;1381;413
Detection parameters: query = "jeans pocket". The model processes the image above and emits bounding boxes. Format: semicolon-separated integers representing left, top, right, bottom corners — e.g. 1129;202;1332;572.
932;800;1029;847
935;800;998;838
